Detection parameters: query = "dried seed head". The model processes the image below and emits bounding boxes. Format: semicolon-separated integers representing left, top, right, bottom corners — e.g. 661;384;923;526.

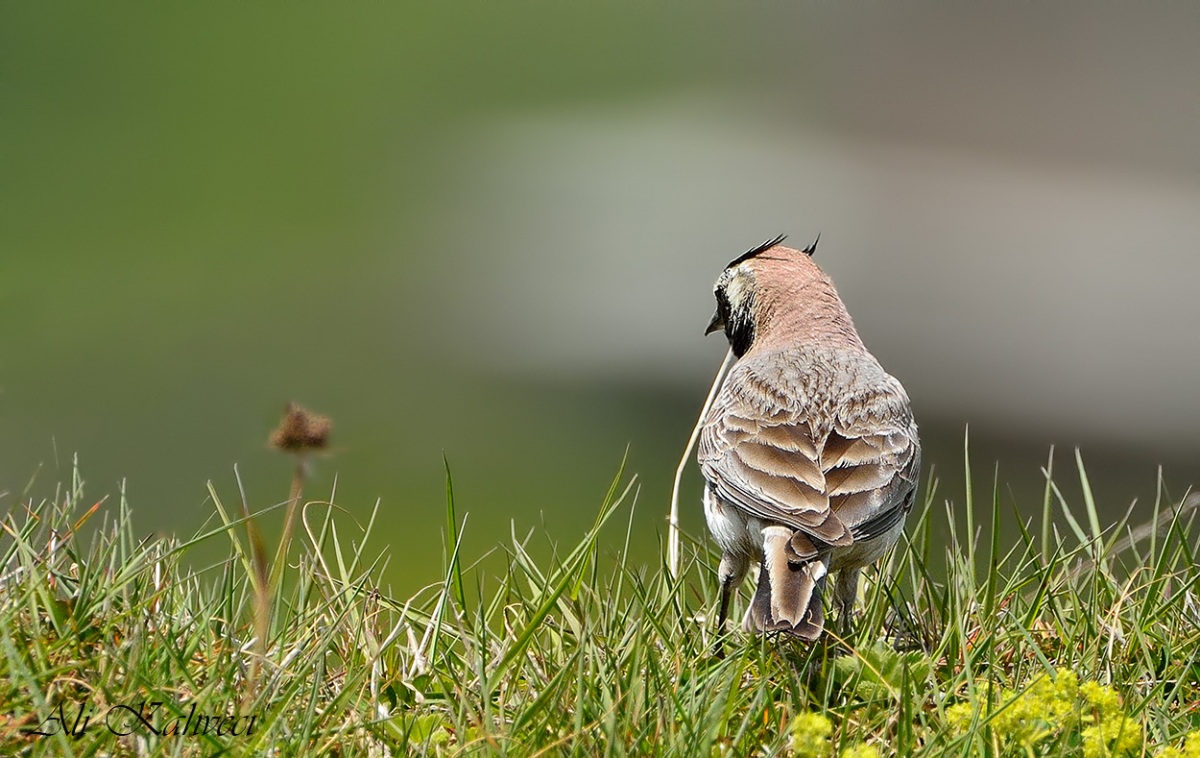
269;402;331;453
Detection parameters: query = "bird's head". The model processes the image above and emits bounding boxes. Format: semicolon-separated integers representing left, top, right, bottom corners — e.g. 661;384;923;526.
706;234;829;357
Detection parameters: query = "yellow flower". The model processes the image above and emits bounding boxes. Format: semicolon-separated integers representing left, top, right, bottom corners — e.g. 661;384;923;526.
840;745;880;758
940;669;1141;755
789;712;833;758
1081;680;1121;719
1156;730;1200;758
945;702;976;734
991;669;1078;746
1082;717;1142;758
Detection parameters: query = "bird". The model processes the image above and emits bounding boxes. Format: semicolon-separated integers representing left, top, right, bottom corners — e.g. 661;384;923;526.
697;234;920;641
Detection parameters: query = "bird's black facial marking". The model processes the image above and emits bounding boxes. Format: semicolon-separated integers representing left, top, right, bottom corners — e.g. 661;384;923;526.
724;234;788;269
710;272;756;357
709;237;781;356
723;294;755;357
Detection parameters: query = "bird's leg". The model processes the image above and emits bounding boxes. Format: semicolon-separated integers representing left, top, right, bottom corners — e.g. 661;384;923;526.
832;567;860;638
713;553;748;657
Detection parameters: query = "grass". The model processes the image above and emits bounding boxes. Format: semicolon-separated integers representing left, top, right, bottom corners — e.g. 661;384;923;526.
1;446;1199;757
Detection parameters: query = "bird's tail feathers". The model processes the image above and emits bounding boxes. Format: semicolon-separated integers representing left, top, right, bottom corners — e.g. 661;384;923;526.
745;526;827;640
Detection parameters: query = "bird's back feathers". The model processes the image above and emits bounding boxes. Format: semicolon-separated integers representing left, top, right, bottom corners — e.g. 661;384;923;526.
699;346;919;638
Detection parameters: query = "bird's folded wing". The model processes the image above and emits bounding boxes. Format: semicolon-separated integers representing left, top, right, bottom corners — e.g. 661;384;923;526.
823;420;920;542
699;369;850;546
699;366;919;549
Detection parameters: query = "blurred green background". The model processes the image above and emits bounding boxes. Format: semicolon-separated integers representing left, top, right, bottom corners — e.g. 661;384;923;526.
4;4;1198;595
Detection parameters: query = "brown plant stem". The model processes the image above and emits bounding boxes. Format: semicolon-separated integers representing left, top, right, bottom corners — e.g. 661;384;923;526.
270;456;307;593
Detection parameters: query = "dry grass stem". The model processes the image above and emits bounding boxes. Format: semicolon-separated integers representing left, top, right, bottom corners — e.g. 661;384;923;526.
667;349;733;579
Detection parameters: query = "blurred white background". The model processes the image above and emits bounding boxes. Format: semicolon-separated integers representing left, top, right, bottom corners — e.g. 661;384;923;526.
3;3;1197;591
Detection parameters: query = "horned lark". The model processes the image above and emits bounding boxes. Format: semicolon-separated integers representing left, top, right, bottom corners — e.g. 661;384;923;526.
698;235;920;641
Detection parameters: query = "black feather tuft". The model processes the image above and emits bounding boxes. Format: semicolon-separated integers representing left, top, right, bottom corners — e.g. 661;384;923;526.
725;234;788;268
802;233;820;257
